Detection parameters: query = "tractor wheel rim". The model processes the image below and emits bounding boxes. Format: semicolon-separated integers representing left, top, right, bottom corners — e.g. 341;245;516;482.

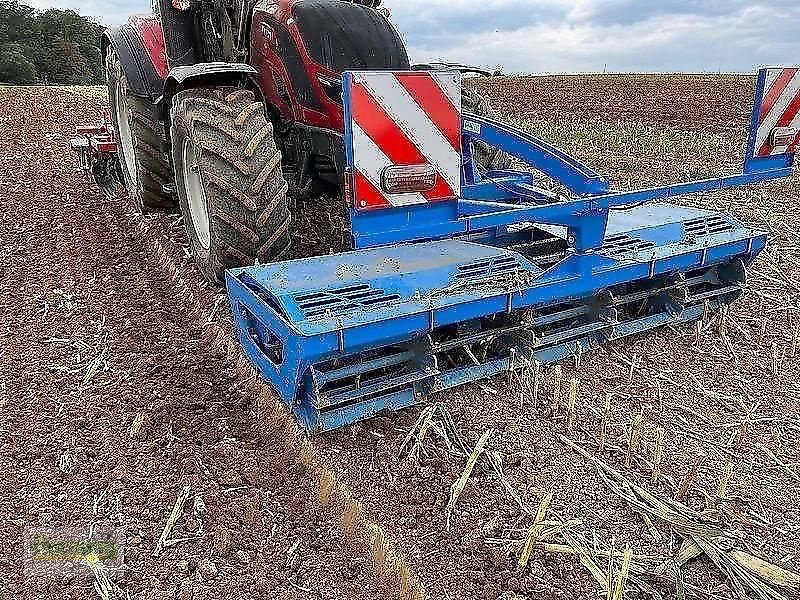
182;138;211;250
114;82;137;184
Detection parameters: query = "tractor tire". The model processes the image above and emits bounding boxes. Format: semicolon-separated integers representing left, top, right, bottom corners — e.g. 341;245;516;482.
462;86;513;172
170;87;291;285
105;47;174;212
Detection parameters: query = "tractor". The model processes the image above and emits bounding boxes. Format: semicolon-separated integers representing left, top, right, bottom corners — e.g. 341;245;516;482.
74;3;799;432
100;0;507;283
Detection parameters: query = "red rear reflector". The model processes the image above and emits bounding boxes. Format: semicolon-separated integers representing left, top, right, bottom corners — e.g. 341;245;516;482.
771;126;798;148
381;164;436;195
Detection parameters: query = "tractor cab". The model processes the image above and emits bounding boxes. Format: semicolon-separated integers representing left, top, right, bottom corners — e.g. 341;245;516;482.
250;0;409;185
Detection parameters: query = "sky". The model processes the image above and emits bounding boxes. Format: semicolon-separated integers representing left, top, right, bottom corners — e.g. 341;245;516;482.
27;0;800;73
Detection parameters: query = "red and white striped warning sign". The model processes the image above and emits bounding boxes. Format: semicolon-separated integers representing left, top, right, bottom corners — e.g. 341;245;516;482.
347;71;462;211
754;67;800;157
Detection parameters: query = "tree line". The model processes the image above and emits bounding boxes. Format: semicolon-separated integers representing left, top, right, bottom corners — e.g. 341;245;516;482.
0;1;104;85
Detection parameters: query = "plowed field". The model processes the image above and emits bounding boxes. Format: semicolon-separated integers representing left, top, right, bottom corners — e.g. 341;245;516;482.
2;75;798;600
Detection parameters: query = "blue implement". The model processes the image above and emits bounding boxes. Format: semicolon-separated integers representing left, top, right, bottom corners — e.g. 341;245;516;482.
226;68;794;432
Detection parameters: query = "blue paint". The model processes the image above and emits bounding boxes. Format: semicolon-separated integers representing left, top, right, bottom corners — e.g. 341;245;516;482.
226;67;795;432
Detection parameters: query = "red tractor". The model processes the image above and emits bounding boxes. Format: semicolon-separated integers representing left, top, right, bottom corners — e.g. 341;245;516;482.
100;0;507;283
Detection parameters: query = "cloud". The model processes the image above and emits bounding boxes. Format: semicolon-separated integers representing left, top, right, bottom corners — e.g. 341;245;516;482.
20;0;800;73
24;0;142;26
387;0;800;72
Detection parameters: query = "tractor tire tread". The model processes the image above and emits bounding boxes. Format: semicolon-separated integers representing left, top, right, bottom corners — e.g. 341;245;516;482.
170;87;291;284
256;181;290;228
105;49;174;212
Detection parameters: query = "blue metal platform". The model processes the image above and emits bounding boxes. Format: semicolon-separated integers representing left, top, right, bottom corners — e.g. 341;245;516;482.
227;203;764;431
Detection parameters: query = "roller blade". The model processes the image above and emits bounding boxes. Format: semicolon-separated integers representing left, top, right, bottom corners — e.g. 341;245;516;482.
226;203;765;433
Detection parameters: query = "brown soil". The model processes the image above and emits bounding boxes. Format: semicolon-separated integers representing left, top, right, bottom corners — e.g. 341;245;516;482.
468;74;754;131
2;75;798;600
0;87;381;600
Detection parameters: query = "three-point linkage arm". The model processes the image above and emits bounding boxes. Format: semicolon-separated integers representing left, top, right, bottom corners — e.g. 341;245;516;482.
458;92;794;252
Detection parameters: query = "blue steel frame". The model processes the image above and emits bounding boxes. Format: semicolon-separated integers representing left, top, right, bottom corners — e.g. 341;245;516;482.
344;68;795;252
744;68;798;173
226;67;796;432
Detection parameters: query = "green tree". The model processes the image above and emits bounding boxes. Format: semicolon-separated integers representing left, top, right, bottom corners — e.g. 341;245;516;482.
0;1;40;58
41;37;92;84
0;49;35;84
82;43;103;83
0;2;105;85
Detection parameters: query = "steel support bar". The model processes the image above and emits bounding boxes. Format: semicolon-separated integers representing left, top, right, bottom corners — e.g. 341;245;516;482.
462;112;610;196
457;167;790;250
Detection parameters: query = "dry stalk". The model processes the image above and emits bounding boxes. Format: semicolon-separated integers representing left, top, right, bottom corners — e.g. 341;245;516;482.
626;410;644;468
676;454;705;502
153;485;191;557
391;555;425;600
518;491;553;568
513;357;526;408
399;404;437;461
639;511;662;543
566;378;578;433
84;553;122;600
340;491;364;536
551;365;563;417
128;412;145;438
534;543;662;562
532;361;542;404
729;550;800;590
369;523;389;576
319;468;337;507
561;529;609;590
445;429;493;530
607;537;615;599
298;438;316;468
716;463;734;501
718;304;729;336
611;545;633;600
652;428;665;484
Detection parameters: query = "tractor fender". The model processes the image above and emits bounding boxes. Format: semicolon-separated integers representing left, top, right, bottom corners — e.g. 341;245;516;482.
101;15;167;101
159;63;262;153
161;63;261;108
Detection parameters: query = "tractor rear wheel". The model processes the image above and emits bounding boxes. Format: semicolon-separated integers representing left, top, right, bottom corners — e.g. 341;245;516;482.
105;48;174;212
462;86;513;172
170;87;291;285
